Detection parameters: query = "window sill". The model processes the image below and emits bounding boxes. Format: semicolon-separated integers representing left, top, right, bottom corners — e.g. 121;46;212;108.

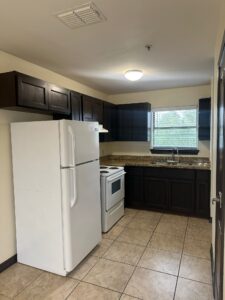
150;148;199;155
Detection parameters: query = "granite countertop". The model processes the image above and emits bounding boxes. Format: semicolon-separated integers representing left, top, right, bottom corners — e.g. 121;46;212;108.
100;155;211;170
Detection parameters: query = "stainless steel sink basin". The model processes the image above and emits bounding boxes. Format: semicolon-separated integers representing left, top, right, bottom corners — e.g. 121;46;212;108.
166;160;179;165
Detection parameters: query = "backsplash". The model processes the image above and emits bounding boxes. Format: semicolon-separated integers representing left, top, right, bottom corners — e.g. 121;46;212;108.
100;140;210;158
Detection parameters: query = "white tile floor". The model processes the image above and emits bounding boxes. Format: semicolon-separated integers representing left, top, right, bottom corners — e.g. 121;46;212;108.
0;209;213;299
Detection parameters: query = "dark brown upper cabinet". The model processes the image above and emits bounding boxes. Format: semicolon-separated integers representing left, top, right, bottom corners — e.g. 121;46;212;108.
92;99;103;124
71;92;82;121
100;101;117;142
48;85;70;114
82;95;103;124
199;98;211;140
17;73;49;110
0;71;70;115
82;95;93;121
117;102;151;141
0;71;49;111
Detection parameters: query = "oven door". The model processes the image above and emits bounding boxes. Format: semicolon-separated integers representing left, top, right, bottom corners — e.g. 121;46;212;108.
105;171;125;211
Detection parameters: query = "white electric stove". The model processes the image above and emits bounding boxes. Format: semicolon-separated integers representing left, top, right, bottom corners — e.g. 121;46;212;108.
100;166;125;232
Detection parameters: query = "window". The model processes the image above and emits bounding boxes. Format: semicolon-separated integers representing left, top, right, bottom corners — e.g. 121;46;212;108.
152;107;198;150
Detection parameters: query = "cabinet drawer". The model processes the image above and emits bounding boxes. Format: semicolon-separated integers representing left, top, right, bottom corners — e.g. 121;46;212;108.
196;170;210;181
143;167;195;180
125;166;143;176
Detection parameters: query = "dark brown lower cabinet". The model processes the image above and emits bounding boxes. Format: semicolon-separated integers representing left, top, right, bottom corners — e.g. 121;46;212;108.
196;170;210;217
125;167;144;209
125;166;210;218
144;177;168;209
169;180;195;214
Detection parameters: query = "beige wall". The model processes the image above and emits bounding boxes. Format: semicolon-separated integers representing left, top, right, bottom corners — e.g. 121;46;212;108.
0;50;107;264
101;85;211;157
210;0;225;291
0;50;107;101
0;110;52;263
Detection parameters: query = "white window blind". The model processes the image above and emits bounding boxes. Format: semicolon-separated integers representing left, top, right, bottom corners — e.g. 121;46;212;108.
152;108;198;149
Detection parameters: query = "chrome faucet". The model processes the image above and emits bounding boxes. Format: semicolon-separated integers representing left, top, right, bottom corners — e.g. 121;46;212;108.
176;148;179;163
170;148;179;163
171;149;175;161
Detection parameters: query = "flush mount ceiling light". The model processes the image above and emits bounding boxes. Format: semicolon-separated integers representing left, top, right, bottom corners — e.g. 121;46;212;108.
124;70;143;81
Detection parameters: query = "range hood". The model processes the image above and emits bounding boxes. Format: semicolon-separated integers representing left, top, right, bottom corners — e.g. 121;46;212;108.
98;124;108;133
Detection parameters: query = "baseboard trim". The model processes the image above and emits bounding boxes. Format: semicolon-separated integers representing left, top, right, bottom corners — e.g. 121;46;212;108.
210;244;215;299
0;255;17;273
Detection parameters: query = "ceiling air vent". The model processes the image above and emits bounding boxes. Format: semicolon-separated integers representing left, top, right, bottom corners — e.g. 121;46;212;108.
56;2;106;29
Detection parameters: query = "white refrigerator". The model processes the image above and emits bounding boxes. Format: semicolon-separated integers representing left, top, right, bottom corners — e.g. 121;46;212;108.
11;120;102;276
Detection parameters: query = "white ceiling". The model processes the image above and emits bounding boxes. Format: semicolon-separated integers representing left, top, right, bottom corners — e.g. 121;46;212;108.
0;0;220;94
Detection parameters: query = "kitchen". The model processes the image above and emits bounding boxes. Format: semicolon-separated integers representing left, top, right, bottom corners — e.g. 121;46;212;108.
0;1;224;299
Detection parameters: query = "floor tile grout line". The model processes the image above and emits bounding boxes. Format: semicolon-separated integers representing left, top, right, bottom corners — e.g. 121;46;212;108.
92;247;181;277
124;263;178;278
1;210;211;299
67;213;211;298
67;280;122;297
0;293;12;299
69;212;140;297
103;210;139;241
70;254;100;282
182;252;211;261
119;211;163;298
12;270;44;298
172;216;189;300
178;275;213;286
65;279;82;300
101;239;147;251
120;293;142;300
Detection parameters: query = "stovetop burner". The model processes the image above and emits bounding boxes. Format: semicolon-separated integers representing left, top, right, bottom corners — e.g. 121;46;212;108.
100;165;124;177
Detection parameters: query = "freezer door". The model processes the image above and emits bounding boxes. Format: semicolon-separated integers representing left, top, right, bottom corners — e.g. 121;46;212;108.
61;160;102;272
60;120;99;166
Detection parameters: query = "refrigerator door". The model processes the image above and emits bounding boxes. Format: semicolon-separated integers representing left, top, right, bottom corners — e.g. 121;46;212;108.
60;120;99;166
61;160;102;272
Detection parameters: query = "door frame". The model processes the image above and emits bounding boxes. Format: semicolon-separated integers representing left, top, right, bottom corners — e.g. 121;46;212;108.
213;31;225;300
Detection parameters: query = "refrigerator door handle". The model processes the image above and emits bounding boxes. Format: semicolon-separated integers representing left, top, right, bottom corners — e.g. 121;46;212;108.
70;168;77;208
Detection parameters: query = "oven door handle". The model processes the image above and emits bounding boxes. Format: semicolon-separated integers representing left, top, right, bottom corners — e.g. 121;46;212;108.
106;172;126;182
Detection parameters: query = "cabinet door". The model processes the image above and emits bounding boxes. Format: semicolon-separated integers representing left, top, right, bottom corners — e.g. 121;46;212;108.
117;103;151;141
92;99;103;124
117;105;133;141
82;95;93;121
132;103;151;141
17;74;48;110
196;171;210;217
169;180;194;214
100;102;117;142
144;177;168;209
199;98;211;140
71;92;82;121
125;167;143;208
48;85;70;114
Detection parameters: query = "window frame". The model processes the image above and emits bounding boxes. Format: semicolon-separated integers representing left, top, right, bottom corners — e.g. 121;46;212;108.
150;106;199;154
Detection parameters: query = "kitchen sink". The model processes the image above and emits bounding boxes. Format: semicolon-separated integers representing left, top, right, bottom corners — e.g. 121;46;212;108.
166;160;179;165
